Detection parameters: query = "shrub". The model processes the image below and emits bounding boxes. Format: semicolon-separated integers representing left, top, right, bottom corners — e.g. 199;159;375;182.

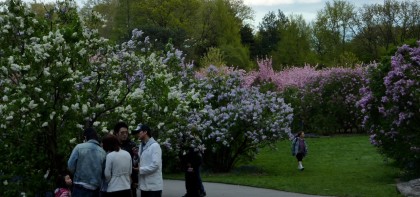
190;66;293;172
244;58;365;134
357;42;420;176
299;67;365;134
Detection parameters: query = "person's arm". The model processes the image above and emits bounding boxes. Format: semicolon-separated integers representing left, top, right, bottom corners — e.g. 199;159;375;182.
129;152;133;175
104;154;112;181
291;138;297;156
67;145;79;174
139;143;161;175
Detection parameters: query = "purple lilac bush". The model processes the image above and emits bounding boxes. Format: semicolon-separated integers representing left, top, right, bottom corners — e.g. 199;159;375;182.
357;42;420;175
190;65;293;172
301;67;365;133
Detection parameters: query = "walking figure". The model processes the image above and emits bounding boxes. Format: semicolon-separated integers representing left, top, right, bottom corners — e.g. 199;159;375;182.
291;131;308;171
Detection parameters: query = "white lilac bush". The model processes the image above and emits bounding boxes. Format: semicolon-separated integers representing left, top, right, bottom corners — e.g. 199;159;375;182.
357;42;420;176
0;1;145;195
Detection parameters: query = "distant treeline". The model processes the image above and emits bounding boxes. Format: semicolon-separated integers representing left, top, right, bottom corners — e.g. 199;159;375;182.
30;0;420;69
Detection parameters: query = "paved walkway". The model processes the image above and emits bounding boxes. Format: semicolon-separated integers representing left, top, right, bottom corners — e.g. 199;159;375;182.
162;179;329;197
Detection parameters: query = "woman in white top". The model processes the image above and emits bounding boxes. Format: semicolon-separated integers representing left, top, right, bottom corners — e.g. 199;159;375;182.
102;134;132;197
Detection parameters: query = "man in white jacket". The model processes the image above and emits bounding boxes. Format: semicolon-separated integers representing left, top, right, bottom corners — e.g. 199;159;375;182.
132;124;163;197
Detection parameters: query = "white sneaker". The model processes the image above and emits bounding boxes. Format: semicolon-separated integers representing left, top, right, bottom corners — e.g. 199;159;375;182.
298;163;304;171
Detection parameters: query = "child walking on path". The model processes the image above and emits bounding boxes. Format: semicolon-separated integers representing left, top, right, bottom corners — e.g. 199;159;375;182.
291;131;308;171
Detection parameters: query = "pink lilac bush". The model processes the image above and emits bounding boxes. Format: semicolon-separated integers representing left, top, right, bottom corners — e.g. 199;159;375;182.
272;66;320;91
243;58;320;91
243;58;365;134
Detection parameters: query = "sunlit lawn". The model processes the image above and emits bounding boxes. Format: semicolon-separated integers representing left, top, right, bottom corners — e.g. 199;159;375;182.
166;135;402;197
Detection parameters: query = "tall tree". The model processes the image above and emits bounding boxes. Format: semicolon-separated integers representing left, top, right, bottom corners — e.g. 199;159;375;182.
255;10;288;58
195;0;253;69
312;0;355;66
274;14;315;69
350;0;420;63
351;4;382;62
240;24;256;59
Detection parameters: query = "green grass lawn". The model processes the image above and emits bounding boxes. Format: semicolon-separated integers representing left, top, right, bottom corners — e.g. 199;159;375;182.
166;135;402;197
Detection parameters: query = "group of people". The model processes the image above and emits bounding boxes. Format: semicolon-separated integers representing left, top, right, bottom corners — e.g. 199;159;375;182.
59;122;165;197
56;122;306;197
56;122;206;197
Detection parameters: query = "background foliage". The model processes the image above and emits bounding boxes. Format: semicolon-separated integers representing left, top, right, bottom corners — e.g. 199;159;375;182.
83;0;420;70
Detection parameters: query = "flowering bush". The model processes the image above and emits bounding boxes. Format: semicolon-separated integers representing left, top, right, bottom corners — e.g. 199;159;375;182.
0;1;145;195
243;58;319;92
298;67;365;134
189;66;293;172
122;31;203;169
357;42;420;176
244;58;365;134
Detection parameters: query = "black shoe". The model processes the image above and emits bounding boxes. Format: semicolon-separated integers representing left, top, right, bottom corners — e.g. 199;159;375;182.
200;192;206;197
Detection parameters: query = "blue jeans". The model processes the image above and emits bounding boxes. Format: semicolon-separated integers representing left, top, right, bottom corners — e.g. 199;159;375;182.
72;184;100;197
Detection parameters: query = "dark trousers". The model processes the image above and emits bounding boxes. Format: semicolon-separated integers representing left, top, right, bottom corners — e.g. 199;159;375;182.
72;184;100;197
131;171;138;197
105;189;131;197
140;190;162;197
185;171;200;197
296;153;304;161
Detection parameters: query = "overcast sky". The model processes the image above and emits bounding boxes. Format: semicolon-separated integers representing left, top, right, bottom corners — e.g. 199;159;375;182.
243;0;393;28
18;0;401;28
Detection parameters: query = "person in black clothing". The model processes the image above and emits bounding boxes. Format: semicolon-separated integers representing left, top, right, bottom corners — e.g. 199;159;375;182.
181;147;203;197
113;122;138;196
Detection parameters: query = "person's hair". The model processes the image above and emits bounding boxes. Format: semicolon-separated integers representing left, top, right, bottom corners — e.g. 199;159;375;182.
296;131;304;138
55;172;70;189
140;124;152;138
113;122;128;135
102;134;120;152
83;127;99;141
